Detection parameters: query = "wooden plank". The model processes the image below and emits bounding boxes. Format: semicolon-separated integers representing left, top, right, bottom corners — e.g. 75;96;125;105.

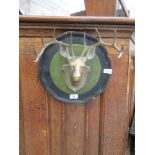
84;0;117;16
100;43;130;154
49;98;63;155
20;43;50;155
19;16;135;26
99;92;105;155
19;81;26;155
124;53;132;154
20;21;134;155
63;104;85;155
85;97;100;155
129;58;135;123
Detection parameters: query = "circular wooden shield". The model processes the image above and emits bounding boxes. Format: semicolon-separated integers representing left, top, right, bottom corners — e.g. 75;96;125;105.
39;31;112;104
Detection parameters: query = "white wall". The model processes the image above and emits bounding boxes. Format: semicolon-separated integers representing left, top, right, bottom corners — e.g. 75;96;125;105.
19;0;85;16
19;0;134;17
125;0;135;17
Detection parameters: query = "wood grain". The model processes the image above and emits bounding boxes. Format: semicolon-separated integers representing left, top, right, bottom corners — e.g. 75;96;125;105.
84;0;117;16
19;16;135;25
19;51;50;155
129;58;135;123
85;97;100;155
50;98;63;155
63;104;85;155
19;81;26;155
101;54;129;155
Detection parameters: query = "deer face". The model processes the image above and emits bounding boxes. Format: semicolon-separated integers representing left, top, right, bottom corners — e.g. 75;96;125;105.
60;41;96;91
68;57;86;83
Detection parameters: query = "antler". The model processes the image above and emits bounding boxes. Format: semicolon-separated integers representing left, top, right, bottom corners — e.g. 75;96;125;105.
34;28;69;62
95;28;124;58
34;29;124;62
80;32;99;58
80;29;124;59
70;31;74;57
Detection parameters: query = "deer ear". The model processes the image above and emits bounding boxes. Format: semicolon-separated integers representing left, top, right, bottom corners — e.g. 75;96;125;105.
59;44;70;59
86;46;96;60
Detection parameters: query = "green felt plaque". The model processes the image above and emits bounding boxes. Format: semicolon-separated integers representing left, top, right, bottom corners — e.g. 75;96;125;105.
50;44;101;94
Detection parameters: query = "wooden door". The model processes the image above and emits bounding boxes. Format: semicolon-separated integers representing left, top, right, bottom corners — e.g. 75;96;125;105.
19;16;135;155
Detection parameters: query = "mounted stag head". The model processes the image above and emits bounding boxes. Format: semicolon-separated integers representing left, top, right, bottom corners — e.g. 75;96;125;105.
34;29;124;92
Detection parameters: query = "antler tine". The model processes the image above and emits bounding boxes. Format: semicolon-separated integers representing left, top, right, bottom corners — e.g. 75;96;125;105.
81;29;103;57
70;31;74;57
95;28;124;58
117;42;124;58
34;32;45;62
51;29;69;46
51;28;67;46
80;31;88;57
95;28;102;41
95;28;111;46
112;30;117;46
34;29;69;62
111;30;124;58
81;31;94;57
52;28;56;41
40;32;45;47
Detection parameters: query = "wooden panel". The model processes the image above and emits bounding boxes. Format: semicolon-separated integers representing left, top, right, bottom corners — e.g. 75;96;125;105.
101;55;129;155
19;17;135;155
129;58;135;123
20;46;50;155
50;98;63;155
19;84;26;155
86;97;100;155
19;37;130;155
63;104;85;155
84;0;117;16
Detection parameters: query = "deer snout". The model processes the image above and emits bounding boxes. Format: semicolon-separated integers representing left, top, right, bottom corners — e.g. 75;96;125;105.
72;66;81;82
73;73;81;82
69;59;84;83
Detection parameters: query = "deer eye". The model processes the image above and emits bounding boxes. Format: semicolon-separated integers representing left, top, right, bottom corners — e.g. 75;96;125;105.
81;65;90;71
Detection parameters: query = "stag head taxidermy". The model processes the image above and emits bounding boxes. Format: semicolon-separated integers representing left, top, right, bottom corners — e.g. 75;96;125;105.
33;28;124;103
